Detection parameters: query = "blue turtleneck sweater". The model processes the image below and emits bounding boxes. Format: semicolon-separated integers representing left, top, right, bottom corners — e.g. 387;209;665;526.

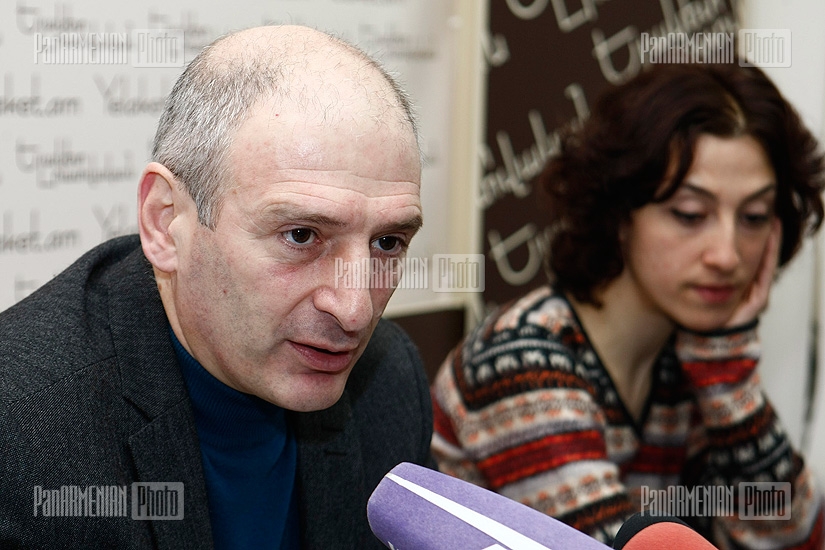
172;330;300;549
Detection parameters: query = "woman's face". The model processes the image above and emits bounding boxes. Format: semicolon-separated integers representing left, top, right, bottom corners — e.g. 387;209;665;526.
622;133;777;332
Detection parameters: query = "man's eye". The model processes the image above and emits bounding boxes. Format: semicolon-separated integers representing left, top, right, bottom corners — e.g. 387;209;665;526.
285;228;315;245
374;236;402;253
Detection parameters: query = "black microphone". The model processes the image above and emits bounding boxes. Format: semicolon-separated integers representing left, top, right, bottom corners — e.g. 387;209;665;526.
367;462;612;549
613;512;719;549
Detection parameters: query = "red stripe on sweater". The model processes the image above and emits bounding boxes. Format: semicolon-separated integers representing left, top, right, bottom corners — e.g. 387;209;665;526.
681;359;756;388
480;430;606;488
628;444;687;474
432;394;460;446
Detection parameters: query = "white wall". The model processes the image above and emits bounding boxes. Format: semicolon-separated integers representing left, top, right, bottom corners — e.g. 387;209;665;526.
739;0;825;481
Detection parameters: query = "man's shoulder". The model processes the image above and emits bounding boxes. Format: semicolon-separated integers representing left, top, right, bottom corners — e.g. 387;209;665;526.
0;234;144;321
361;318;420;366
346;317;426;395
337;317;429;429
0;235;150;400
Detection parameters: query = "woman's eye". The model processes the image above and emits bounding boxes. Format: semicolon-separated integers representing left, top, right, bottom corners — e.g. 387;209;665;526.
285;228;315;245
741;213;771;228
670;209;705;224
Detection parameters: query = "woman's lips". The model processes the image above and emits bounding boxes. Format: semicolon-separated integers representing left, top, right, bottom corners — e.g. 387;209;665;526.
692;284;738;305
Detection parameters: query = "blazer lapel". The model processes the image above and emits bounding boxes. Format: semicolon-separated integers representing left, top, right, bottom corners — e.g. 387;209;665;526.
107;247;214;549
292;390;365;550
128;402;214;550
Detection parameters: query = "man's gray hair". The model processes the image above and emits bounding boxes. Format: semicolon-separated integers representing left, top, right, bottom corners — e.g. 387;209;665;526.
151;28;419;229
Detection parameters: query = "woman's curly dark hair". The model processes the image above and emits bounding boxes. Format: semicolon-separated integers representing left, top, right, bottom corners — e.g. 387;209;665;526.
540;63;825;305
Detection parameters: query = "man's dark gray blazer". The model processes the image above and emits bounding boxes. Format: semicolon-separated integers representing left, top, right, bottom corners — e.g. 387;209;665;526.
0;235;435;549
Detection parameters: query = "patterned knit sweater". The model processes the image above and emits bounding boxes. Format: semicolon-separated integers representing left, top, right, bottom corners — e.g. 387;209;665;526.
431;286;823;548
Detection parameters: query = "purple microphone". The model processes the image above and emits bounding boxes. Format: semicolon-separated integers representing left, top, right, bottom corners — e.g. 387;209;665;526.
368;462;613;550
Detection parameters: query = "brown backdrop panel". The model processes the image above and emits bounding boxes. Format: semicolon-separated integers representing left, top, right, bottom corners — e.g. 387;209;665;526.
392;308;466;383
481;0;738;307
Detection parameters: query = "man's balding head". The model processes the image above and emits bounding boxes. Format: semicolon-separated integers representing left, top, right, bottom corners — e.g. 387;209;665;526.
152;25;418;228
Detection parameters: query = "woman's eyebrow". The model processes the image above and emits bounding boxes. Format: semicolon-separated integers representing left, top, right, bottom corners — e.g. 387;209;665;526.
678;182;777;202
744;182;778;202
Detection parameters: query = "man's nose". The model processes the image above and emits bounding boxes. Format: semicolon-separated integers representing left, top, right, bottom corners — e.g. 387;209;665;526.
317;250;375;333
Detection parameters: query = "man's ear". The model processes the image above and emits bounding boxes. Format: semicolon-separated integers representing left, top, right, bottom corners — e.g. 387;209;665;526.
138;162;181;273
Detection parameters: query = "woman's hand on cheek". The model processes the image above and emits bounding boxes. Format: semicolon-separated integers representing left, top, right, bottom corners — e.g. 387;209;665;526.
724;218;781;329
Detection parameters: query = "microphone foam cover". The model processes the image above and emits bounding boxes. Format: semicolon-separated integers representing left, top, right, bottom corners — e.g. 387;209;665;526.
613;512;718;550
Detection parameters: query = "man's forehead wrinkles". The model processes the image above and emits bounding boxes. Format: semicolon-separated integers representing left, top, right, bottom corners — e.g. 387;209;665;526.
255;190;421;220
375;202;423;216
264;168;420;187
252;186;420;203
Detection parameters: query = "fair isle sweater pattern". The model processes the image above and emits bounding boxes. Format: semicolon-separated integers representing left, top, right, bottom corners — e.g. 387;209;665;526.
431;286;823;549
